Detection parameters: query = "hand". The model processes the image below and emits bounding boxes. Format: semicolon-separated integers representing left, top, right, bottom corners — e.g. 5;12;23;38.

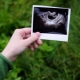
1;28;42;62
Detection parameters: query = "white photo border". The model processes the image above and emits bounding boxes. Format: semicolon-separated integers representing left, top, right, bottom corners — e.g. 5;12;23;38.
31;5;71;42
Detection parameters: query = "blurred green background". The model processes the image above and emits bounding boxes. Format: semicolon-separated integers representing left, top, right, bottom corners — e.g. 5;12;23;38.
0;0;80;80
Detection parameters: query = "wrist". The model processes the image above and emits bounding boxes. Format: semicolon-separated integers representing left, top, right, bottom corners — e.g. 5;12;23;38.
1;49;16;62
0;53;13;70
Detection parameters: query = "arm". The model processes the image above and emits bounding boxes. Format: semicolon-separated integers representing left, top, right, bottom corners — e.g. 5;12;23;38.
0;28;42;79
0;54;13;80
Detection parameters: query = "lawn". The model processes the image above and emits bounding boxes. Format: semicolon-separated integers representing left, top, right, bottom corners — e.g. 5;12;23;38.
0;0;80;80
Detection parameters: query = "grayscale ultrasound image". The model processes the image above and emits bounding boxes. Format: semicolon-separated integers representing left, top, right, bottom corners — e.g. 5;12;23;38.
33;7;68;35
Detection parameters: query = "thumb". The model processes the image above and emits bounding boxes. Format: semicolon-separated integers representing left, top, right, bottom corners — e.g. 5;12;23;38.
23;32;40;47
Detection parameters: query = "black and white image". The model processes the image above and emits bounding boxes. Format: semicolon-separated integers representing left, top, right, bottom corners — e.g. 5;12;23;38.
31;5;71;42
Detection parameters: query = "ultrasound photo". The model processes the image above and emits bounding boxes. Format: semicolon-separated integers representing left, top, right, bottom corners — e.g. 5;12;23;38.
31;5;71;42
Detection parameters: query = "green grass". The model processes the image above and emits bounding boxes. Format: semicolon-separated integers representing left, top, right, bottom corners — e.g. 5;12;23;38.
0;0;80;80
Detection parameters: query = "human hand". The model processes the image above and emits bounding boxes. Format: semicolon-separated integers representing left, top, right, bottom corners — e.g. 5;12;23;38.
1;28;42;62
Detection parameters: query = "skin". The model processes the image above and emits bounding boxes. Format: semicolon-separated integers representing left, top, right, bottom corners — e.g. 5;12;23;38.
1;28;42;62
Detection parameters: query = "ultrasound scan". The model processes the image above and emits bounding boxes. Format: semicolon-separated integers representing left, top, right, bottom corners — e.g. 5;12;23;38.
33;7;68;35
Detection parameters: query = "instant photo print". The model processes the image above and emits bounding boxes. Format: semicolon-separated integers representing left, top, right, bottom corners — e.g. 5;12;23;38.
31;5;71;42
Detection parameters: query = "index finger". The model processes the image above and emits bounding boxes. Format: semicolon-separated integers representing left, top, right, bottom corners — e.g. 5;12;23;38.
20;28;31;34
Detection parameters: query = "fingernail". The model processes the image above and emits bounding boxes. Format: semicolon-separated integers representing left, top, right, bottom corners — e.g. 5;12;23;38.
36;32;41;37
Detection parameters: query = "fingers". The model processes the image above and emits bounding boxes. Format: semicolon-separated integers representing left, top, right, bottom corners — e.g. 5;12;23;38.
28;39;42;51
23;32;41;47
33;39;42;48
37;39;43;45
20;28;31;34
34;42;38;48
14;28;31;39
28;45;34;51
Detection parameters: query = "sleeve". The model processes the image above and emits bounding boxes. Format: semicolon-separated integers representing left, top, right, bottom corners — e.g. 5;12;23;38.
0;53;13;80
